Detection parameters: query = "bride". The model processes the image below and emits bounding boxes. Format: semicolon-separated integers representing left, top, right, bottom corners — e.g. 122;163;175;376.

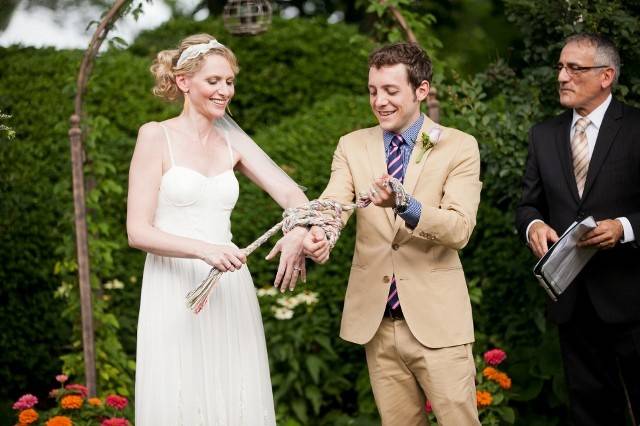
126;33;308;425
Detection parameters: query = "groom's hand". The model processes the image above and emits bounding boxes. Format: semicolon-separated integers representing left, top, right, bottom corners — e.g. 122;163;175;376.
370;175;395;208
303;226;330;264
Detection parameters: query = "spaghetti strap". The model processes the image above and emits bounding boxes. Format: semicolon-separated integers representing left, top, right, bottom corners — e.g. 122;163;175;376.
159;123;175;167
223;130;234;169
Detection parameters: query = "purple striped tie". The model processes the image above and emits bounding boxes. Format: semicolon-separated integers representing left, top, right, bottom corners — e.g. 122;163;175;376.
386;134;405;311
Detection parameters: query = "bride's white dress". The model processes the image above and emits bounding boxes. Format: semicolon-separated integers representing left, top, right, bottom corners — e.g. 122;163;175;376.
135;124;276;425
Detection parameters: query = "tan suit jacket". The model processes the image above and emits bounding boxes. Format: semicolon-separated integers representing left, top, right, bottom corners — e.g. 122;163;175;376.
321;114;482;348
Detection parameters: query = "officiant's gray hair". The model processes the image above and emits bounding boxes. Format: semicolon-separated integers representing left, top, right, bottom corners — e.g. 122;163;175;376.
565;33;620;84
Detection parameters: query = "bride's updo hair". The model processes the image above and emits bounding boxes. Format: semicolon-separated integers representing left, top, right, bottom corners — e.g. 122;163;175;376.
150;33;240;101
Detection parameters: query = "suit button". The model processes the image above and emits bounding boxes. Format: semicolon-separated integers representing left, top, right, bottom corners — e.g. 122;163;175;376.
383;275;390;283
392;244;399;250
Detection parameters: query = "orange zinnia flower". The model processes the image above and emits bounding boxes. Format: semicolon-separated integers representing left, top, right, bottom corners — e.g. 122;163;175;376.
18;408;39;424
482;367;499;380
61;395;83;409
476;390;493;407
496;372;512;390
46;416;73;426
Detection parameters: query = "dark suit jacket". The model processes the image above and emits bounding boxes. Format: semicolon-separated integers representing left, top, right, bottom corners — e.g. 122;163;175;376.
516;98;640;324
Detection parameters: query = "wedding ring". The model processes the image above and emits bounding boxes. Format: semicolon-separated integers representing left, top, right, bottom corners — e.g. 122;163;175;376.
293;266;301;271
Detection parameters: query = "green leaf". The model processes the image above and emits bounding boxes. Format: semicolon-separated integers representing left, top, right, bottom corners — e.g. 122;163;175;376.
304;385;323;414
305;354;324;384
291;398;308;424
495;406;516;423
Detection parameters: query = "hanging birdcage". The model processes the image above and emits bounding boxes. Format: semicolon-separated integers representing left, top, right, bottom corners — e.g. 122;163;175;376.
223;0;272;35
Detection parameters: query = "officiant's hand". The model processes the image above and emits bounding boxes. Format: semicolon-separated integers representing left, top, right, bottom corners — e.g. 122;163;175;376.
266;226;307;292
370;175;395;208
303;226;330;264
577;219;623;250
528;221;559;258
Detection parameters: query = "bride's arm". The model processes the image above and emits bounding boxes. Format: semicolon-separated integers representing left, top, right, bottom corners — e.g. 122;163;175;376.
235;151;308;291
126;122;246;271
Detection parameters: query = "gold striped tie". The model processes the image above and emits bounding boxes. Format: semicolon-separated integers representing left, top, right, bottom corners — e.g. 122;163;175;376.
571;117;591;197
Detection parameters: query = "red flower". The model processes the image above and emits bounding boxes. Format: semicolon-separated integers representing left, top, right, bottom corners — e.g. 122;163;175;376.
483;348;507;366
12;394;38;410
101;418;129;426
55;374;69;384
65;383;89;397
105;395;128;410
425;399;433;413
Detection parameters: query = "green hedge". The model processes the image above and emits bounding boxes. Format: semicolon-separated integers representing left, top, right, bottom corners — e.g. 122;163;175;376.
0;47;78;404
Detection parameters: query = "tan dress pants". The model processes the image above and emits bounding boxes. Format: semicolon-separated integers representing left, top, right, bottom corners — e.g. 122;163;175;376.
364;318;480;426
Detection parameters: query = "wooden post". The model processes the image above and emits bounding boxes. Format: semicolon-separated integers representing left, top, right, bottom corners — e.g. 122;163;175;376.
68;115;97;396
68;0;131;397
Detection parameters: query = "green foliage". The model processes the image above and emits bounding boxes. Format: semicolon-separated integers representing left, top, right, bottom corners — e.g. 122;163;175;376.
0;46;78;404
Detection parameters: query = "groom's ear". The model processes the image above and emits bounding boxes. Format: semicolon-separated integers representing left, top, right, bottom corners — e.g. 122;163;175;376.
415;80;430;102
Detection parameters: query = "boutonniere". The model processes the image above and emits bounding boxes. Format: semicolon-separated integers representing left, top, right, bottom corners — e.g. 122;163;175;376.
415;126;442;163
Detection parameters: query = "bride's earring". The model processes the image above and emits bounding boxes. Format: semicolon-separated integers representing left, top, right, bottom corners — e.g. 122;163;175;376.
226;105;233;116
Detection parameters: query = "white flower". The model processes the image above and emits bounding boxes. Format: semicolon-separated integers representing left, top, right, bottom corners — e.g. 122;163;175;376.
54;282;73;299
290;291;319;306
272;306;294;320
278;296;301;309
103;279;124;290
257;287;278;297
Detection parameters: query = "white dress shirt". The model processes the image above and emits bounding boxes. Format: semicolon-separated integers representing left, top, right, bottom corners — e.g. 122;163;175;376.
526;94;635;243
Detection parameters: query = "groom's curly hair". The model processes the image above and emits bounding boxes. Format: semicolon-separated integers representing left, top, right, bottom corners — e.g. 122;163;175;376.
368;42;432;90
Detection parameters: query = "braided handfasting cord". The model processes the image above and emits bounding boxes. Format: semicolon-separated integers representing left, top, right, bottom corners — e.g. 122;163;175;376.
185;177;408;314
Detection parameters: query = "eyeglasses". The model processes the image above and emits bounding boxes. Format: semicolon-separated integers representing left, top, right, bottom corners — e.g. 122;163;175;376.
555;63;609;76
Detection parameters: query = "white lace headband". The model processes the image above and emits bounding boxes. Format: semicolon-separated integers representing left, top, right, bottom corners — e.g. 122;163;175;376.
176;39;225;68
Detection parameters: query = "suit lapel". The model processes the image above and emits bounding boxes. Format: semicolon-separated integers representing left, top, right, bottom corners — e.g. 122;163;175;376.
393;115;436;235
555;111;580;203
366;127;395;228
581;99;623;202
403;114;435;196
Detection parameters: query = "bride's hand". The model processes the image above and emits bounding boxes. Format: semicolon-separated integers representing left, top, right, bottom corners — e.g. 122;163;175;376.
197;243;247;272
266;226;307;292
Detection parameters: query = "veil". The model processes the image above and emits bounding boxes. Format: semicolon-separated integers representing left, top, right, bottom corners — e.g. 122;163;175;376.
213;114;307;197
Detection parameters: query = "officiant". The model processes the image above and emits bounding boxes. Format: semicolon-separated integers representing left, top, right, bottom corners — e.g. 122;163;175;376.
515;33;640;425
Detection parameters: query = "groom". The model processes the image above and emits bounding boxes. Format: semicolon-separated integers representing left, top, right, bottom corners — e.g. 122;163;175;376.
305;42;482;425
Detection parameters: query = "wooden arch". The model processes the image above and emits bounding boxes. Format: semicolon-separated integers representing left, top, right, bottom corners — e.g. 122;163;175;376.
67;0;132;397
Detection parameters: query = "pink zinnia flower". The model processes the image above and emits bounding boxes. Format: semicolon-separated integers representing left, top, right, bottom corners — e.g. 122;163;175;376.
425;399;433;413
12;394;38;410
105;395;128;410
484;348;507;366
56;374;69;383
65;383;89;397
101;418;129;426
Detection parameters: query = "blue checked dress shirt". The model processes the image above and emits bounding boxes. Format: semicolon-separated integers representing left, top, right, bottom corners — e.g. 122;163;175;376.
382;114;424;228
